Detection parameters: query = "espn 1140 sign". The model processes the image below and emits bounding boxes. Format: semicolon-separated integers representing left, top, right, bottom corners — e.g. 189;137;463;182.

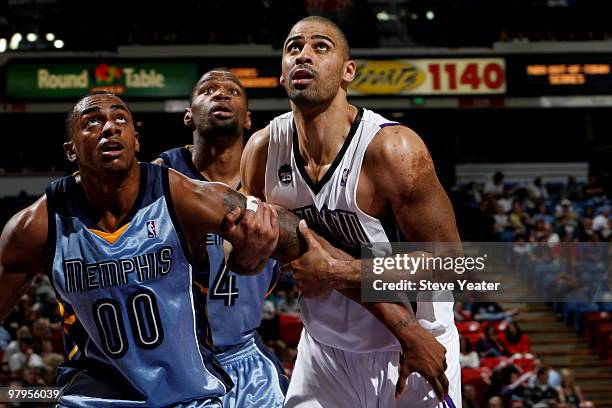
349;58;506;95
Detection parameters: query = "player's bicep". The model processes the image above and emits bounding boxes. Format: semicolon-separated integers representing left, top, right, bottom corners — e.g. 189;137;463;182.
241;126;270;199
0;198;48;319
376;127;459;243
169;169;246;238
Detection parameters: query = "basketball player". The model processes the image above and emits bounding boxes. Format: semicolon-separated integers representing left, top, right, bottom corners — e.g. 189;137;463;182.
241;17;461;407
0;91;304;407
156;69;287;407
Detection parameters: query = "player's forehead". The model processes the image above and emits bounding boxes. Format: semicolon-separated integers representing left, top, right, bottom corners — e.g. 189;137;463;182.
286;20;339;44
196;71;242;89
75;94;130;117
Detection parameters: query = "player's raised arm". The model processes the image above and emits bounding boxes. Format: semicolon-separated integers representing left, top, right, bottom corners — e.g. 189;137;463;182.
0;196;49;320
167;168;303;273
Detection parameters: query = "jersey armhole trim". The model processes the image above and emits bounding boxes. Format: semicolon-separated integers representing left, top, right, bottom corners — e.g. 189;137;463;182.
160;165;196;266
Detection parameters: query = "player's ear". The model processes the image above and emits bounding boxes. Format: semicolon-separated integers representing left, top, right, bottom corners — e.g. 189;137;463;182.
63;141;77;163
343;59;356;83
183;108;193;127
279;75;285;85
244;111;252;130
134;132;140;153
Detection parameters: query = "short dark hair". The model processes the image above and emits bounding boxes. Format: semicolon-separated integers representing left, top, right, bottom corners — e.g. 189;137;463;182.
189;68;248;105
65;90;131;140
290;16;351;59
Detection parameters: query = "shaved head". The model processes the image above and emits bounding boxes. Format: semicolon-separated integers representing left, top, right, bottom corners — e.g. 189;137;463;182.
288;16;351;60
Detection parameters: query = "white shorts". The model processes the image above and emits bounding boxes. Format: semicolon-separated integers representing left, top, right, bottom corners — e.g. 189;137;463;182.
284;326;461;408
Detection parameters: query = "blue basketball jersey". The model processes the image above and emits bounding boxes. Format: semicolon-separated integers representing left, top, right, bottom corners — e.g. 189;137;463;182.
45;163;232;407
159;147;280;351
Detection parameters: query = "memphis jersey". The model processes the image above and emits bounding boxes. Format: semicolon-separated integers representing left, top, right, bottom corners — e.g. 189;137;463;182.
45;163;231;407
265;108;454;353
159;147;280;351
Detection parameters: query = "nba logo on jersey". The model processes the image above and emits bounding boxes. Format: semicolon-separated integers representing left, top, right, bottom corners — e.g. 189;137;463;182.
340;168;350;187
278;164;292;185
146;220;157;238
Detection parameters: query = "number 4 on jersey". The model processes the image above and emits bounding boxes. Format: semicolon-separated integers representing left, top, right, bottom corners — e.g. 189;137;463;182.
210;263;239;306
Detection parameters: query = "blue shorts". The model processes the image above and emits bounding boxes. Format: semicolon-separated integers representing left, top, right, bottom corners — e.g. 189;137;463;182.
55;398;222;408
216;335;288;408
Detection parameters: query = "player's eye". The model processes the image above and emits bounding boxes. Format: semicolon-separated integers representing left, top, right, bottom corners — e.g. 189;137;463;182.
116;115;127;124
287;43;301;52
203;87;215;95
85;118;101;127
316;42;329;51
230;89;239;96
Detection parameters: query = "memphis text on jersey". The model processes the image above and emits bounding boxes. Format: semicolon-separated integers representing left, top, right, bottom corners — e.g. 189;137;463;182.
63;247;173;293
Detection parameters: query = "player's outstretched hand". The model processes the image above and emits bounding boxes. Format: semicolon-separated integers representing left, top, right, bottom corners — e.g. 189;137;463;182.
223;197;279;275
395;324;448;401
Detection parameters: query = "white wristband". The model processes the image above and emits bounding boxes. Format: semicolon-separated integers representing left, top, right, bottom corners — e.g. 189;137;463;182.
246;195;259;212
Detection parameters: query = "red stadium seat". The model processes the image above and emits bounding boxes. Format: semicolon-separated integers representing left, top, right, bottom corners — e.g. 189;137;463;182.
583;311;611;345
510;356;536;372
463;332;485;347
456;321;482;333
594;322;612;353
480;356;509;370
279;313;303;347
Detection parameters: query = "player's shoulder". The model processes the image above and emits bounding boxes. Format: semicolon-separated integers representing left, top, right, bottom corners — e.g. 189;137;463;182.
3;195;48;247
244;125;271;157
156;145;190;165
365;116;429;164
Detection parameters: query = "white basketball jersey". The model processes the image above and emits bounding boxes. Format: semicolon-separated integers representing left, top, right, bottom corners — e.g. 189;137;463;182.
265;108;454;353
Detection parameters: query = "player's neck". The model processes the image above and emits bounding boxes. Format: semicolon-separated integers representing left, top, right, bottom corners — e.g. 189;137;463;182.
78;161;141;231
292;97;357;165
191;132;243;187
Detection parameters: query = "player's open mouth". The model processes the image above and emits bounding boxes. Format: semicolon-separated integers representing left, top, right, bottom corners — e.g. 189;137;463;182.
100;141;124;159
211;104;234;119
291;68;315;87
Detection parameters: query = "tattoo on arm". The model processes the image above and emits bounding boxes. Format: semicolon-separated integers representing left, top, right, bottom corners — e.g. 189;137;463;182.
222;189;247;215
272;209;304;262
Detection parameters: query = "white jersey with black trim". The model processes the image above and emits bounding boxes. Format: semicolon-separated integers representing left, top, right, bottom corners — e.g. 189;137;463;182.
264;107;454;353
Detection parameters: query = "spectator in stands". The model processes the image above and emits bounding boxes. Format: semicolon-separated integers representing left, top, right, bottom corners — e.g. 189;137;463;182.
563;176;583;201
21;366;45;387
467;182;483;208
503;321;531;355
530;359;562;388
473;302;518;322
486;396;503;408
513;234;533;257
528;177;549;201
575;217;595;242
556;199;579;226
558;368;591;408
583;174;605;199
492;204;510;240
524;366;560;407
497;187;514;214
463;384;481;408
276;286;299;314
533;204;555;226
592;262;612;302
454;301;472;322
509;201;531;235
592;205;610;239
477;326;509;357
459;335;480;368
484;171;505;197
7;336;43;374
500;366;531;404
2;325;30;369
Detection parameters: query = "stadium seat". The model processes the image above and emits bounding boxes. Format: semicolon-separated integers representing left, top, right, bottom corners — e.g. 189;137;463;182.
278;313;302;347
